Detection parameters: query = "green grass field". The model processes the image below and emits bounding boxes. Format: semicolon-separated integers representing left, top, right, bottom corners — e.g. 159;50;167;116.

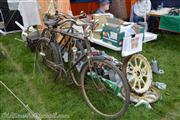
0;33;180;120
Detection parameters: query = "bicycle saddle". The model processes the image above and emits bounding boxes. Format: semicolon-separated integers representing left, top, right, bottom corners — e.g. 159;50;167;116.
44;19;59;27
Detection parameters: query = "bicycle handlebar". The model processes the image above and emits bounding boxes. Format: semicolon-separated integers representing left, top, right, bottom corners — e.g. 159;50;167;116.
57;18;98;37
57;11;86;20
46;11;99;36
58;18;98;30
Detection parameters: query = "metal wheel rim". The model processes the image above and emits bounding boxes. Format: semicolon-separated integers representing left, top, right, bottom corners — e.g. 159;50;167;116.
81;60;129;118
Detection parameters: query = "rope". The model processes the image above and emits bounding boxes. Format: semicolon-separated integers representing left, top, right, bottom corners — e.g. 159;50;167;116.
0;81;41;120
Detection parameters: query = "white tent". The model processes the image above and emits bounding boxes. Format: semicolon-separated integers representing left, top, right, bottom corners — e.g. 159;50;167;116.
0;0;41;34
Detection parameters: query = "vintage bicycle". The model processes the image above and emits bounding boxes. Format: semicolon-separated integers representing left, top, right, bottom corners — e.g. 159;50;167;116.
35;15;130;118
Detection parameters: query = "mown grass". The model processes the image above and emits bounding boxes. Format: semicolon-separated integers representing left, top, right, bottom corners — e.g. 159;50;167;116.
0;33;180;120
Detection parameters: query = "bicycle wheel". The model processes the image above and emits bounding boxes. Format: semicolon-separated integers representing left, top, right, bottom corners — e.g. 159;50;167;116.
36;37;61;82
81;58;130;118
68;40;85;86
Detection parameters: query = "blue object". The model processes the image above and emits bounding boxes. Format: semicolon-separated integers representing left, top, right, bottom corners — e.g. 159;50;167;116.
133;11;144;23
99;0;110;4
161;2;164;8
96;8;104;14
151;0;180;10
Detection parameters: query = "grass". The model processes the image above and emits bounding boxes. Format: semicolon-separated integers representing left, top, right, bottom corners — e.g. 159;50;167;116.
0;33;180;120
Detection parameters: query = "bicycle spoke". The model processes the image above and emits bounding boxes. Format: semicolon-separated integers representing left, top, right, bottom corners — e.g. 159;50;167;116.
81;59;129;118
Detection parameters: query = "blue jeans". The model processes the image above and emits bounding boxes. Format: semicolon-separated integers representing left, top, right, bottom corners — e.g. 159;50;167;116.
133;12;144;23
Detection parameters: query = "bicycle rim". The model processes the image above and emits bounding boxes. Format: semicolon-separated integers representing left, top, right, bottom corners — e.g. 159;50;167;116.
81;58;130;118
36;38;60;82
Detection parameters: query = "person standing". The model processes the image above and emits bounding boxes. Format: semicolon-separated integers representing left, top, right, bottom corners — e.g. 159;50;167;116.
132;0;151;23
96;0;111;14
96;0;124;24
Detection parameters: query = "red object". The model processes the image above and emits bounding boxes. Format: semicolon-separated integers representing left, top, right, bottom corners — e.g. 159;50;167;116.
71;2;99;15
71;0;135;17
126;0;137;16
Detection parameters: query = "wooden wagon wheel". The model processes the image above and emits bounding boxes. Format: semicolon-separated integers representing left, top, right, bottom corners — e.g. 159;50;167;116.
123;54;152;94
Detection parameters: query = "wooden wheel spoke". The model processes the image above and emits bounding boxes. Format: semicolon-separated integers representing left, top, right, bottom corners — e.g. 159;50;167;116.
140;78;146;85
139;60;143;68
142;73;148;77
141;71;145;76
141;65;147;71
134;58;138;66
128;62;134;68
141;68;148;76
138;80;141;89
132;79;137;89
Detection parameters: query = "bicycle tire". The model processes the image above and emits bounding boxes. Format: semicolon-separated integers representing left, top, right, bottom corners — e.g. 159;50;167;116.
80;58;130;118
35;37;61;81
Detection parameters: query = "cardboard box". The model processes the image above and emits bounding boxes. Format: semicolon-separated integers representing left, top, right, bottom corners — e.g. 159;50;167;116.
101;24;125;47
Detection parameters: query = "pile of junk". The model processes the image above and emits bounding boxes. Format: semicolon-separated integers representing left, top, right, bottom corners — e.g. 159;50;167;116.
81;47;166;109
13;9;165;109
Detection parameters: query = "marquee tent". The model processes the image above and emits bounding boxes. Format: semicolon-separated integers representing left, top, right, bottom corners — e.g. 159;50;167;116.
0;0;71;33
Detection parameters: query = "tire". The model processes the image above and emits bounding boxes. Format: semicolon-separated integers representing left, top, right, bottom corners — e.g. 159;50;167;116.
80;58;130;118
35;37;60;81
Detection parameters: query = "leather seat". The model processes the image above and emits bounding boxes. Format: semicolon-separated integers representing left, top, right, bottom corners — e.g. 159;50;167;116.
44;19;59;27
